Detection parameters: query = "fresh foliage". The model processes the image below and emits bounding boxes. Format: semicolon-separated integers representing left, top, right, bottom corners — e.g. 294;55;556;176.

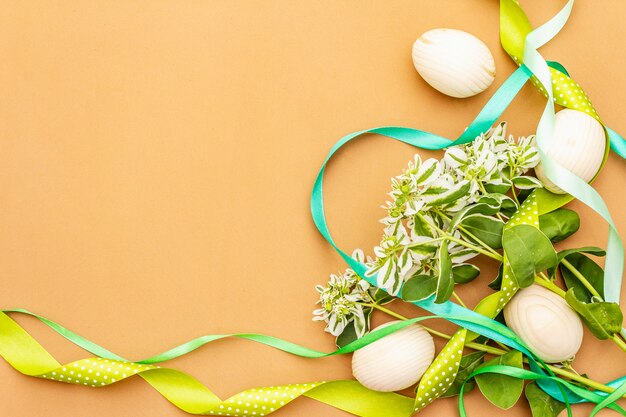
475;350;524;409
537;208;580;243
501;225;558;288
440;351;485;398
313;121;626;417
525;382;566;417
560;252;605;301
565;289;623;339
313;249;381;339
367;122;540;299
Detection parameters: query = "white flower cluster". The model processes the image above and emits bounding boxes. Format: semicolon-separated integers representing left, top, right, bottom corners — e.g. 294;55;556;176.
369;122;540;295
313;250;374;337
313;122;541;339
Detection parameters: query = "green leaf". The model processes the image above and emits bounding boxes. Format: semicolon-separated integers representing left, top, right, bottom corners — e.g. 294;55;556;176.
500;196;519;217
441;351;486;398
449;247;477;263
407;241;438;258
475;350;524;409
560;252;605;301
435;240;454;303
452;263;480;284
502;225;558;288
459;214;505;249
512;175;543;190
449;202;501;230
546;246;605;280
484;182;511;195
538;208;580;243
402;274;437;302
335;323;358;348
525;382;566;417
477;193;515;210
565;289;623;340
488;264;504;290
371;288;394;305
353;308;372;338
414;159;439;184
412;214;436;238
427;181;472;207
557;246;606;261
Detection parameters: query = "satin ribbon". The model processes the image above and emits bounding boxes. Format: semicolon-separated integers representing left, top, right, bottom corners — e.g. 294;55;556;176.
310;0;626;410
1;1;625;416
500;0;626;340
4;308;626;416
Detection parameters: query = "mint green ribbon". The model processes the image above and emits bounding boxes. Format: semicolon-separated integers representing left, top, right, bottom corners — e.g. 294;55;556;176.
5;308;625;415
310;0;626;410
1;1;625;415
502;0;625;338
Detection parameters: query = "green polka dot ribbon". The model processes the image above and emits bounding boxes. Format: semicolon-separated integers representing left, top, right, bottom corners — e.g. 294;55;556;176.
413;195;541;411
2;1;626;417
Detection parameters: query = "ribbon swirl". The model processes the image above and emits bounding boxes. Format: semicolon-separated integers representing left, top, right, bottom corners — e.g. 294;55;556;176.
1;1;626;416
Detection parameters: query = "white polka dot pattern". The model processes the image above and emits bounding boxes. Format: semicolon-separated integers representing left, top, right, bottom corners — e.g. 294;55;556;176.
530;67;599;121
39;357;156;387
413;328;466;411
36;357;323;416
469;194;540;341
490;193;539;314
215;383;322;416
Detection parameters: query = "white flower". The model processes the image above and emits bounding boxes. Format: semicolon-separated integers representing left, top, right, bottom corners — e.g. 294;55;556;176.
313;250;373;337
506;134;540;176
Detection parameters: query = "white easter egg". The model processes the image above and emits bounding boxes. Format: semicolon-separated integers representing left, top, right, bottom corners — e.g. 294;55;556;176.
504;285;583;363
535;109;606;194
352;321;435;392
412;28;496;98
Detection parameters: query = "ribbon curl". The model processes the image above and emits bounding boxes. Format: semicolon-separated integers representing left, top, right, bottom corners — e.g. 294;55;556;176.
2;1;626;416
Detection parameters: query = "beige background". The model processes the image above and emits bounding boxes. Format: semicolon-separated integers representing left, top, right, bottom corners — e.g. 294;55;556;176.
1;1;625;416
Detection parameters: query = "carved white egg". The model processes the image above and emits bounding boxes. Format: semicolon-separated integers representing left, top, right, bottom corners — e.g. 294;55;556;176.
412;28;496;98
352;321;435;392
535;109;606;194
504;285;583;363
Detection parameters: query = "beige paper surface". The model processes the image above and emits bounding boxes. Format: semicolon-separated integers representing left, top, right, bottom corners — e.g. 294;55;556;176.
0;1;625;415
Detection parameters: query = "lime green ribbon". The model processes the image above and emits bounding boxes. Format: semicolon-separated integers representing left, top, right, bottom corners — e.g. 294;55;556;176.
2;1;626;416
500;0;626;340
4;307;625;416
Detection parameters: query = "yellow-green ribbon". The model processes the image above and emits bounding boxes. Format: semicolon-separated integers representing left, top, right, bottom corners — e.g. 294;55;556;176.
2;1;625;416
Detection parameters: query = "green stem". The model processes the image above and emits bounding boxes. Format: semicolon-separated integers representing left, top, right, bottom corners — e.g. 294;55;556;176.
508;166;521;207
406;236;445;250
363;303;407;322
452;291;467;308
446;234;504;262
612;334;626;352
436;210;502;258
365;302;623;396
561;258;602;299
534;276;566;297
545;364;617;396
416;212;503;263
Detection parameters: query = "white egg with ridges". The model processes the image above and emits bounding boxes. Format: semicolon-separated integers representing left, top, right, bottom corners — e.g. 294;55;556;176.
535;109;606;194
504;285;583;363
351;321;435;392
412;28;496;98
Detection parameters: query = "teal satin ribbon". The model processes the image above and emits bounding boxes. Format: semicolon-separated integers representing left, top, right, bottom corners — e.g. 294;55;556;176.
5;307;626;416
310;2;626;409
521;0;624;322
2;1;625;415
519;0;626;409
